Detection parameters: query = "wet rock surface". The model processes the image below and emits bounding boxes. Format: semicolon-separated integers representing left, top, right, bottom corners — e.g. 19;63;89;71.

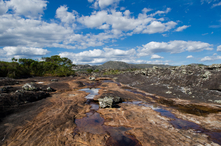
0;75;221;146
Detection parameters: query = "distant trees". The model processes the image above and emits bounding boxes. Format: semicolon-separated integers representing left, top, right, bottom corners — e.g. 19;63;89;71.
0;55;75;78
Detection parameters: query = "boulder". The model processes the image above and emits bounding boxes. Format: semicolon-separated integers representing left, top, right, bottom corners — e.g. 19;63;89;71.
22;83;38;91
89;76;96;81
98;96;122;108
51;79;58;82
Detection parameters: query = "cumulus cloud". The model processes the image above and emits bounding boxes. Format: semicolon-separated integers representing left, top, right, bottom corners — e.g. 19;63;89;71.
186;55;193;58
56;5;78;24
6;0;48;18
201;54;221;61
175;25;191;32
137;40;213;56
0;14;73;48
0;46;49;61
217;45;221;51
92;0;121;9
3;46;49;56
78;8;177;34
59;48;170;65
0;0;187;55
151;54;164;59
59;48;136;64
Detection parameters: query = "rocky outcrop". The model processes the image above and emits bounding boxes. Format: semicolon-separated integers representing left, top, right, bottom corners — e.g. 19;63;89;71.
98;96;121;108
134;64;221;90
116;64;221;104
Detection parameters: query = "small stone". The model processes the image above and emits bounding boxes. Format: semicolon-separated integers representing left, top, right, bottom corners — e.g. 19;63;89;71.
214;100;221;104
51;79;58;82
166;91;172;94
46;87;53;91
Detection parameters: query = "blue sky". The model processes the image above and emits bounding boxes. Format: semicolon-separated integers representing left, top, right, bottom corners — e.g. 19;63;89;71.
0;0;221;65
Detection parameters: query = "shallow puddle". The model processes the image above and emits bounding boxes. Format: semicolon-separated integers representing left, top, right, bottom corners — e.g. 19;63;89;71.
123;101;221;145
157;98;221;116
102;80;121;86
75;88;141;146
80;88;100;99
122;87;158;100
83;81;102;88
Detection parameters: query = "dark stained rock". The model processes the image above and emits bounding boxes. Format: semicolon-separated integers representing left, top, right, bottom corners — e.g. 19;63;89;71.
116;64;221;104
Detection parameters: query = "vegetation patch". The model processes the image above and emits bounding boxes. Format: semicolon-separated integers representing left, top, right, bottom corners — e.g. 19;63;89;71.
0;55;75;78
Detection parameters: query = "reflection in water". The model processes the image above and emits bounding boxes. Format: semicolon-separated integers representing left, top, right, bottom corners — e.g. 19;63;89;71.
75;88;141;146
80;88;99;99
123;101;221;145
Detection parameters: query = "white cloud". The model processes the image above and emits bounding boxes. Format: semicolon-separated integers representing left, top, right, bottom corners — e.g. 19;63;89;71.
175;25;191;32
151;54;164;59
201;55;221;61
0;0;8;15
0;0;185;53
0;46;49;61
59;48;170;65
212;2;221;8
88;0;94;3
98;24;110;29
186;55;193;58
142;8;152;13
0;13;73;48
217;45;221;51
59;48;136;64
138;40;213;56
56;6;77;24
3;46;49;56
120;7;126;10
92;0;121;9
78;8;177;34
142;21;177;34
7;0;48;18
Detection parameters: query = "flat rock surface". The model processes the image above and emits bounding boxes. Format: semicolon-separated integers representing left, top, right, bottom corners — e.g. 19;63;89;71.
0;76;220;146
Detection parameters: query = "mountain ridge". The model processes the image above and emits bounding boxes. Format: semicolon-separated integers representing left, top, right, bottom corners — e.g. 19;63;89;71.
72;61;171;70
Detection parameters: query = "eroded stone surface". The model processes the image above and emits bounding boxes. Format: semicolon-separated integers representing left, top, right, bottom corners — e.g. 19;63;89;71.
0;76;221;146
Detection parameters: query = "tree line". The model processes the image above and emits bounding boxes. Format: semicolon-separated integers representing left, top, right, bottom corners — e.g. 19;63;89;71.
0;55;75;78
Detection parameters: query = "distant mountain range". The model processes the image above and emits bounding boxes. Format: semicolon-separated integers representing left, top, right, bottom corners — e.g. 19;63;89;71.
72;61;171;70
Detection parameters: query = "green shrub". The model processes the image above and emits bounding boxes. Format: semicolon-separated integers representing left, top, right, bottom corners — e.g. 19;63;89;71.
87;69;93;74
